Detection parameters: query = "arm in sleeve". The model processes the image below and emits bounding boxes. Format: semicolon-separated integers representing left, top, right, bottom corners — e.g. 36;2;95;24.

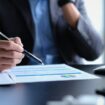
65;0;104;61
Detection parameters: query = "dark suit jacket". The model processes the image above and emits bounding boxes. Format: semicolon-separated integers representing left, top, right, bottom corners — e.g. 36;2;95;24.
0;0;104;65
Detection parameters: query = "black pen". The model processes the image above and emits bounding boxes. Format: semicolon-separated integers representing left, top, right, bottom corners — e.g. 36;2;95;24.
0;32;44;65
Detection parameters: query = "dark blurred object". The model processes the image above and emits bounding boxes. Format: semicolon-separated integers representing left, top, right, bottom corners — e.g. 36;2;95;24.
58;0;75;7
93;65;105;75
96;89;105;97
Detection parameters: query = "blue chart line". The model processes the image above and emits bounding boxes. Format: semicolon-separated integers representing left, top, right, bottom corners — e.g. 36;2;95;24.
15;72;81;77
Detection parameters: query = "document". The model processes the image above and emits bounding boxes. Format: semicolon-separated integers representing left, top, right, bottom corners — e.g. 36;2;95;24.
0;64;99;85
0;71;15;85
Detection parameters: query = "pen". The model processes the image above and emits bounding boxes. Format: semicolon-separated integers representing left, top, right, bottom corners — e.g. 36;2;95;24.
0;32;44;65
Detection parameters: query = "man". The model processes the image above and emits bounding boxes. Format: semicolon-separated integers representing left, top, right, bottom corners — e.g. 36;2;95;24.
0;0;104;71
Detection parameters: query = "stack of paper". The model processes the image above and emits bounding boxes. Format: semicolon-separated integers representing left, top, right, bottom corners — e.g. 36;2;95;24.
0;64;99;85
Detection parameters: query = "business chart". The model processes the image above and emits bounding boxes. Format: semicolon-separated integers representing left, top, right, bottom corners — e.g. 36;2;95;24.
0;64;99;85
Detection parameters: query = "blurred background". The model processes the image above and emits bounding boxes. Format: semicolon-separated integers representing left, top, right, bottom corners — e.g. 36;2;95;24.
83;0;105;64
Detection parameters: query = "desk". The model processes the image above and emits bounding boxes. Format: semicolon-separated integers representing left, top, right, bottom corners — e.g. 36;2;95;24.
0;65;105;105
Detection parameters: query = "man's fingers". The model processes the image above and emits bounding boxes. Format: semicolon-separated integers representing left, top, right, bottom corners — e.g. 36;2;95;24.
0;57;23;65
0;40;24;52
0;50;24;71
10;37;24;47
0;37;24;71
0;49;24;59
0;64;16;72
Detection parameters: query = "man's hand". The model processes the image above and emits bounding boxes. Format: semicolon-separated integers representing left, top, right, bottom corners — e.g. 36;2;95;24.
0;37;24;71
59;1;80;28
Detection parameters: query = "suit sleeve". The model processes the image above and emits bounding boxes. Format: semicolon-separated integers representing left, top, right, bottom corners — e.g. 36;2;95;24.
67;0;104;61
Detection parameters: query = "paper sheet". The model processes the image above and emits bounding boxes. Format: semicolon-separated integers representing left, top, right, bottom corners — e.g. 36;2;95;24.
0;64;99;85
0;72;15;85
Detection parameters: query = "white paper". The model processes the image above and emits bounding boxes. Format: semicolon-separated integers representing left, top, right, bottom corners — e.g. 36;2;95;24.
0;64;99;85
0;72;15;85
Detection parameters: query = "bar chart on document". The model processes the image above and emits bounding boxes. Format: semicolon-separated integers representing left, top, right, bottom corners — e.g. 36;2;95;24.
0;64;99;85
12;64;99;83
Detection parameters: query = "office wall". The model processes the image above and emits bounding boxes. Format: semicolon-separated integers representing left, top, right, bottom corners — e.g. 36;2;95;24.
83;0;104;64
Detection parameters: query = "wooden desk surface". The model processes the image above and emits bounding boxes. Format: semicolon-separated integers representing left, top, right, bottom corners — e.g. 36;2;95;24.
0;65;105;105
